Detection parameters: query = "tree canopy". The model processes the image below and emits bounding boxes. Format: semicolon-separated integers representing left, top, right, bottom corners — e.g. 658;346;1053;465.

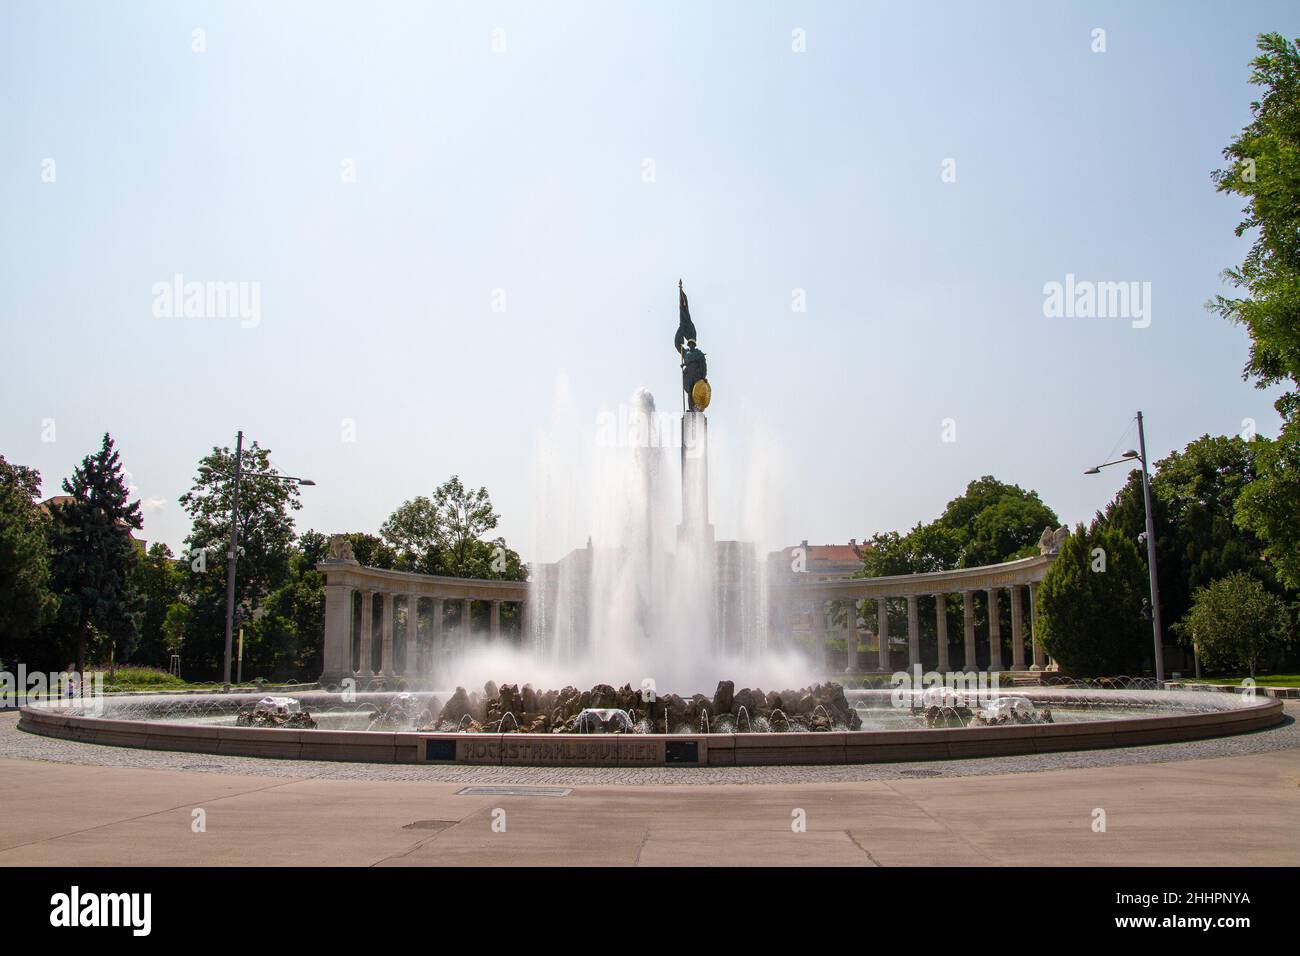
47;434;143;673
1212;32;1300;590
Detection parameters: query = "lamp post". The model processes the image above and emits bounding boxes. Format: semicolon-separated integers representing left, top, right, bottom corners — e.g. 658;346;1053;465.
221;430;316;691
1084;410;1165;685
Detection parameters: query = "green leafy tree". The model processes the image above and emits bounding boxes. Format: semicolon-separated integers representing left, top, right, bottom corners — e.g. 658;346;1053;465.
379;497;440;570
433;475;500;576
129;543;185;667
377;476;524;580
245;530;327;679
1174;572;1292;677
1037;523;1150;676
1212;33;1300;588
1235;430;1300;589
177;439;301;678
48;434;144;674
938;476;1059;567
850;477;1057;656
1095;435;1278;647
0;455;57;668
341;532;398;570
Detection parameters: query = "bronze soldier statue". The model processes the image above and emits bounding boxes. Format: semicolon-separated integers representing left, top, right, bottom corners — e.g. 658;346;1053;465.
676;281;710;411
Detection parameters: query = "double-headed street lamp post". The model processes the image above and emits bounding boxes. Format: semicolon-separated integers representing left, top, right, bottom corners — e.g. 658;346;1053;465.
1085;410;1165;685
222;430;315;691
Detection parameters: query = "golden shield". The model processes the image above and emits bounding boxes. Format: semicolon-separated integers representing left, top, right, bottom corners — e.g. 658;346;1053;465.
691;379;712;410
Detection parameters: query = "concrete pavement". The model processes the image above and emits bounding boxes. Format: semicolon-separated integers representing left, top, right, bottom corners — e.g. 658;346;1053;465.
1;744;1296;865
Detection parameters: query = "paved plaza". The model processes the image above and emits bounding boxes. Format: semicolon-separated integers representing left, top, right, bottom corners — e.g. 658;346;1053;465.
2;707;1297;866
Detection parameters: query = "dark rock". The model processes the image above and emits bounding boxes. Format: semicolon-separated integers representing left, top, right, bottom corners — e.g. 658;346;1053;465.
712;680;735;715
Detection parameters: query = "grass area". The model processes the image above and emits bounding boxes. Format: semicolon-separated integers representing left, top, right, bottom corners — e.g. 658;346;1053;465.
1179;674;1300;688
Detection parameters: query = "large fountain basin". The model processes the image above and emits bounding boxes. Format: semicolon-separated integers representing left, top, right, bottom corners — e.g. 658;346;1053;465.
16;686;1284;766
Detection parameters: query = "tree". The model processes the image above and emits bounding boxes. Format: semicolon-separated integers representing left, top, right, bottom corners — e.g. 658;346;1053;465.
432;475;499;576
377;476;515;578
1036;523;1150;676
1175;572;1292;677
1212;33;1300;588
1095;435;1278;643
47;434;143;674
379;496;440;570
129;543;185;667
1235;429;1300;589
177;439;301;678
937;476;1059;568
244;530;326;679
0;455;56;668
850;477;1058;655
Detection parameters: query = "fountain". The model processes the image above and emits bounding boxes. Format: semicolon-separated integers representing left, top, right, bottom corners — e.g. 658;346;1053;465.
13;285;1288;765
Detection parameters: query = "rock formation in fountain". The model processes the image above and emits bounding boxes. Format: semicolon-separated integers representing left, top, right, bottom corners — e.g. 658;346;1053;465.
422;679;862;734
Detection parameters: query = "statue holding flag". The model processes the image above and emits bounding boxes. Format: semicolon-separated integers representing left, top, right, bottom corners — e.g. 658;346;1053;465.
676;280;711;411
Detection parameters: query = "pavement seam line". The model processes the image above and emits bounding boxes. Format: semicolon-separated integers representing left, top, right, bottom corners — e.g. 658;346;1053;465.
880;779;1000;865
0;774;318;854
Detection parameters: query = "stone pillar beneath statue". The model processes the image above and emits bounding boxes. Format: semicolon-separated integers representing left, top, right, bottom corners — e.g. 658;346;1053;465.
320;584;353;683
490;600;502;643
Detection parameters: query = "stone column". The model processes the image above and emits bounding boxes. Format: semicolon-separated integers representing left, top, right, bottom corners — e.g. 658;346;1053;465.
1010;585;1026;671
459;598;471;649
844;598;858;673
907;594;920;669
380;593;395;676
320;583;353;682
811;598;826;673
404;595;418;676
358;589;373;677
876;598;890;672
962;591;976;672
934;593;950;673
1030;583;1046;670
431;597;445;669
986;588;1004;672
490;599;502;642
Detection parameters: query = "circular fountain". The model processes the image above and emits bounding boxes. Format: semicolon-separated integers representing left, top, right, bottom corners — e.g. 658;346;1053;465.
14;289;1289;765
17;677;1283;767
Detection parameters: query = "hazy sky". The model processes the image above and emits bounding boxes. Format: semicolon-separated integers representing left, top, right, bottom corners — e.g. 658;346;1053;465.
2;1;1295;563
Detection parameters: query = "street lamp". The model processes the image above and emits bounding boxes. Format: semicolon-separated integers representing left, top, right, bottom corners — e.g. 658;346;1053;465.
222;430;315;691
1085;411;1165;685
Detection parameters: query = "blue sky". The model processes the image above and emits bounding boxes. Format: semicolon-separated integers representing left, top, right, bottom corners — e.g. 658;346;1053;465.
2;0;1295;560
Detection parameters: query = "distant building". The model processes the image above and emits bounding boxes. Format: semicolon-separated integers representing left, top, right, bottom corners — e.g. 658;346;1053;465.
773;538;871;580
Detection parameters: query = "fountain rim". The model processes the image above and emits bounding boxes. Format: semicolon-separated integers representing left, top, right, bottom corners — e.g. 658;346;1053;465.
16;690;1284;767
